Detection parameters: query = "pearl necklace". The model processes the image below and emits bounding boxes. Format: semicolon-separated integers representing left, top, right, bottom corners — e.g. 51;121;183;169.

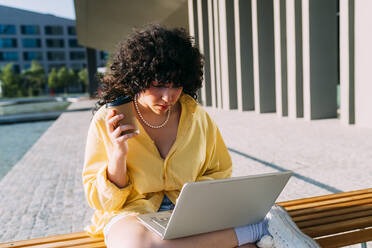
134;95;171;129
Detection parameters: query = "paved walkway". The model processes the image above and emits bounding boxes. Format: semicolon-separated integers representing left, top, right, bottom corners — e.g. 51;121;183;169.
0;99;371;246
0;100;96;242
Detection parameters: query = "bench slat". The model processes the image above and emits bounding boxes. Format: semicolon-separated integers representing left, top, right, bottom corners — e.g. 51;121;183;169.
0;232;94;248
0;240;105;248
315;228;372;248
302;215;372;237
288;198;372;217
279;188;372;207
296;209;372;228
68;242;106;248
282;193;372;212
1;238;103;248
33;238;102;248
292;204;372;222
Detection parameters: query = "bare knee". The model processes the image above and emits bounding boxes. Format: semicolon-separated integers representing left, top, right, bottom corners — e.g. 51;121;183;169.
105;216;159;248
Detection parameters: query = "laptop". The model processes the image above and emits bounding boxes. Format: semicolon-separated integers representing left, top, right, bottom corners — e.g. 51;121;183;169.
137;171;292;240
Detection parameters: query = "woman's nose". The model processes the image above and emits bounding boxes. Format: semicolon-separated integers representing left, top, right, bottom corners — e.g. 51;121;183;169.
162;89;172;102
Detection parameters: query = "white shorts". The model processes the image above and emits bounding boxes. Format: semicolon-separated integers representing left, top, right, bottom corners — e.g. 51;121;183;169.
103;214;128;238
103;195;174;244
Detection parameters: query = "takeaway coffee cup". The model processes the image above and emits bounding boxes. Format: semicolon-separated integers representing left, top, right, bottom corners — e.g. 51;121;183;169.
106;95;139;135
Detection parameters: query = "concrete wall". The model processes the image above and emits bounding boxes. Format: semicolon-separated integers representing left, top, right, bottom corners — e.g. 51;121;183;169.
274;0;288;117
340;0;355;125
235;0;254;111
252;0;276;113
74;0;188;53
302;0;338;120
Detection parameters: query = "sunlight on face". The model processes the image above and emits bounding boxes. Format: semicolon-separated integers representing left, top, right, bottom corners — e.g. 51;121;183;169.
137;81;183;115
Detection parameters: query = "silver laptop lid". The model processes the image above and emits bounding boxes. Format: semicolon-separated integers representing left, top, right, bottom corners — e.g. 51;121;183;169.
163;171;292;239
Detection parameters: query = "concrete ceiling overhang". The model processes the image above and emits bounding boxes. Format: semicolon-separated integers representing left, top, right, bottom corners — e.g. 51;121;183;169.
74;0;189;52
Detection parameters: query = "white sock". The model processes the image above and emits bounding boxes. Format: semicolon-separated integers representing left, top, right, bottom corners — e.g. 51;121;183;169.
234;218;269;246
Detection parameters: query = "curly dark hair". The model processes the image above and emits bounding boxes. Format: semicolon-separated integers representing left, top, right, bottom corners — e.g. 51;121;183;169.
96;24;204;107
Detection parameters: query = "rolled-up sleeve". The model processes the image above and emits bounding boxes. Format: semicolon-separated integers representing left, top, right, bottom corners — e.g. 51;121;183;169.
82;118;132;211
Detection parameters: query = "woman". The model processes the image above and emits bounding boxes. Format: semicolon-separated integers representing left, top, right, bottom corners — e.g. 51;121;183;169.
83;25;319;248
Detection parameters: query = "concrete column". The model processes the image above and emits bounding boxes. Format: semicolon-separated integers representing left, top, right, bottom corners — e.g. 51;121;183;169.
340;0;355;125
274;0;288;117
354;0;372;127
213;0;222;109
197;0;212;106
234;0;254;111
286;0;303;118
188;0;199;45
252;0;276;113
302;0;338;120
218;0;238;110
86;47;98;97
207;0;217;108
188;0;202;102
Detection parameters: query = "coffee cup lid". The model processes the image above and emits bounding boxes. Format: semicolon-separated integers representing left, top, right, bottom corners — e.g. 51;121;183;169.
106;95;133;107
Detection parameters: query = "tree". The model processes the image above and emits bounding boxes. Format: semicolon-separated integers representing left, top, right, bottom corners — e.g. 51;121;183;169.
48;68;59;92
78;68;88;92
68;68;78;88
0;63;22;97
57;67;70;94
0;68;3;97
22;60;46;96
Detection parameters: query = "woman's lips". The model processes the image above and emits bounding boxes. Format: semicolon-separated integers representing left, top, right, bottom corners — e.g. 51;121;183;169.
159;105;169;110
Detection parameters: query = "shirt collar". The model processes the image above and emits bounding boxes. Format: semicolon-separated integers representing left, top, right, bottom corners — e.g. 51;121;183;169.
179;93;198;114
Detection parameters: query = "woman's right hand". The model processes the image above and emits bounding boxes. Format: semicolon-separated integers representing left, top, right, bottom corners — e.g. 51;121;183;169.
106;109;138;158
105;109;138;188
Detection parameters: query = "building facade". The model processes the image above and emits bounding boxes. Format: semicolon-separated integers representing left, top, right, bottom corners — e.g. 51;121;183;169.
71;0;371;128
0;5;107;73
188;0;372;128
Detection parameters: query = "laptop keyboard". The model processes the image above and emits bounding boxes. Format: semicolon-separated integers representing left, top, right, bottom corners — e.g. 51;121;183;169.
151;216;170;229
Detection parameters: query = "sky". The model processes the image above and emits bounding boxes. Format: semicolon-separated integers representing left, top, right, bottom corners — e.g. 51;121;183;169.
0;0;75;20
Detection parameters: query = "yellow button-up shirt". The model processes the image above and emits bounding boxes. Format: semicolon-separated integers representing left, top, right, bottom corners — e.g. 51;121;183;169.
83;94;232;237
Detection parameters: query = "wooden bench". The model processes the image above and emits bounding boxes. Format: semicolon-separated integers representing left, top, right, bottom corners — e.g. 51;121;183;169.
1;188;371;248
277;187;372;247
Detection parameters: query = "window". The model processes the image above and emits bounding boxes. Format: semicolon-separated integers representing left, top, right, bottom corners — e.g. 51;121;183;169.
0;64;21;72
24;64;31;70
70;63;83;70
68;39;82;48
100;51;109;60
0;39;17;48
68;26;76;35
0;52;18;61
22;39;41;48
23;51;43;61
21;25;40;35
47;51;65;61
13;64;20;73
70;51;85;60
0;25;16;34
46;39;64;48
0;63;19;72
45;25;63;35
